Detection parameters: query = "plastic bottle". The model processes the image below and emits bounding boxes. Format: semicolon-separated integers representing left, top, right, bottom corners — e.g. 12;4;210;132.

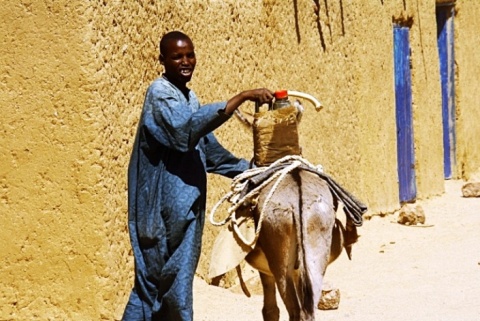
272;90;291;110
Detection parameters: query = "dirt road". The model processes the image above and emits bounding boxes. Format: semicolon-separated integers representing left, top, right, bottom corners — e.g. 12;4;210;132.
193;179;480;321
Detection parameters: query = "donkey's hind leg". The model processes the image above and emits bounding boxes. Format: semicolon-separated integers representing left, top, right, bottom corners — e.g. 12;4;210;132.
259;272;280;321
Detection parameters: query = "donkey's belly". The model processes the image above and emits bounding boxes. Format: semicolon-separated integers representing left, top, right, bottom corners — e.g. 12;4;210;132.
245;246;273;276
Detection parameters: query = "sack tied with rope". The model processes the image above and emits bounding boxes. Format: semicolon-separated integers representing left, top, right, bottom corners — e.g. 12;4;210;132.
253;105;301;166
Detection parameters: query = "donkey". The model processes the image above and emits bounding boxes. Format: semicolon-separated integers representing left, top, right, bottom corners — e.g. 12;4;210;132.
238;167;350;321
210;98;364;320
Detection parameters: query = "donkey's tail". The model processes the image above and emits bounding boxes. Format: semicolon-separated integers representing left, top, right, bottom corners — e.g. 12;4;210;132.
293;170;315;315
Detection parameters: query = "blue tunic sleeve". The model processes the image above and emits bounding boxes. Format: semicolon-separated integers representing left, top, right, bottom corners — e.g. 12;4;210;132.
142;78;231;152
204;132;250;178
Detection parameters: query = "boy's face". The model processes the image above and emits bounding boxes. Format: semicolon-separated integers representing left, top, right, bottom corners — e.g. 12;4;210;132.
160;38;196;85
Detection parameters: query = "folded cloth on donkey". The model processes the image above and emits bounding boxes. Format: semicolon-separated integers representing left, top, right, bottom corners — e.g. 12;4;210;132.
238;163;367;226
209;206;255;279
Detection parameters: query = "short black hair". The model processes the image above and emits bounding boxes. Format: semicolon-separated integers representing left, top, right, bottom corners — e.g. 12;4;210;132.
159;31;192;56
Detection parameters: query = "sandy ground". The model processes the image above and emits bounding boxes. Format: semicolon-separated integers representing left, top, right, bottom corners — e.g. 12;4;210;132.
193;179;480;321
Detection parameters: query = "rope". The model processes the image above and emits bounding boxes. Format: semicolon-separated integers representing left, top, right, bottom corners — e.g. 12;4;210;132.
234;109;254;127
209;155;324;247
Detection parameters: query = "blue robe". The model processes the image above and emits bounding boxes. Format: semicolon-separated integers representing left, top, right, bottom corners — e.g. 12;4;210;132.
122;77;249;321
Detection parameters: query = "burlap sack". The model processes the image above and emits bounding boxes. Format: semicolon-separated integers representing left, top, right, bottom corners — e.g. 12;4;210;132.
253;106;301;166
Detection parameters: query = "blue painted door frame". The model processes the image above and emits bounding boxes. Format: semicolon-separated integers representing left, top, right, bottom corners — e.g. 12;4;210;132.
393;26;417;203
436;5;456;179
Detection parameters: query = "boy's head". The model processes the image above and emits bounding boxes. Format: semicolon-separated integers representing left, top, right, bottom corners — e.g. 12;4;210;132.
159;31;196;86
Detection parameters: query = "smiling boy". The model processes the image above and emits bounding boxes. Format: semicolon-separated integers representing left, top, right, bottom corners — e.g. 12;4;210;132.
121;31;273;321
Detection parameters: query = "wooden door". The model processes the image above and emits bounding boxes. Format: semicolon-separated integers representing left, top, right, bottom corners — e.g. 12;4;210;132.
393;25;417;203
436;4;456;179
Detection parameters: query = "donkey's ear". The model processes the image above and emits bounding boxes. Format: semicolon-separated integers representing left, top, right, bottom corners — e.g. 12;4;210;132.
344;242;353;260
343;219;359;260
328;219;345;264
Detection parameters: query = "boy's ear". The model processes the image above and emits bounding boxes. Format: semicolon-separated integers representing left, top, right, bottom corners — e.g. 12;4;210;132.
159;54;164;65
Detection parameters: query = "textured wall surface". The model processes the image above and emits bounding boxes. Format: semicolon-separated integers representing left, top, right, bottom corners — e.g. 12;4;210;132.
0;1;110;320
0;0;478;320
454;2;480;179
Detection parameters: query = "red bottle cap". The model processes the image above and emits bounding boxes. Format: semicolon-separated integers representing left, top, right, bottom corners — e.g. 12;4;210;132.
274;90;288;99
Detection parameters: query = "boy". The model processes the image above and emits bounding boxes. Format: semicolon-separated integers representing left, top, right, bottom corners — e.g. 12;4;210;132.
122;31;273;321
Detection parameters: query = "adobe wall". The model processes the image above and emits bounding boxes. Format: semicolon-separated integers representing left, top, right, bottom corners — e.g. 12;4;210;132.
0;0;477;320
0;1;111;320
454;2;480;179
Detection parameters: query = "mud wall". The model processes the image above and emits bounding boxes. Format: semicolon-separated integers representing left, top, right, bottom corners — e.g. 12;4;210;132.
0;1;111;320
0;0;478;320
454;2;480;179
